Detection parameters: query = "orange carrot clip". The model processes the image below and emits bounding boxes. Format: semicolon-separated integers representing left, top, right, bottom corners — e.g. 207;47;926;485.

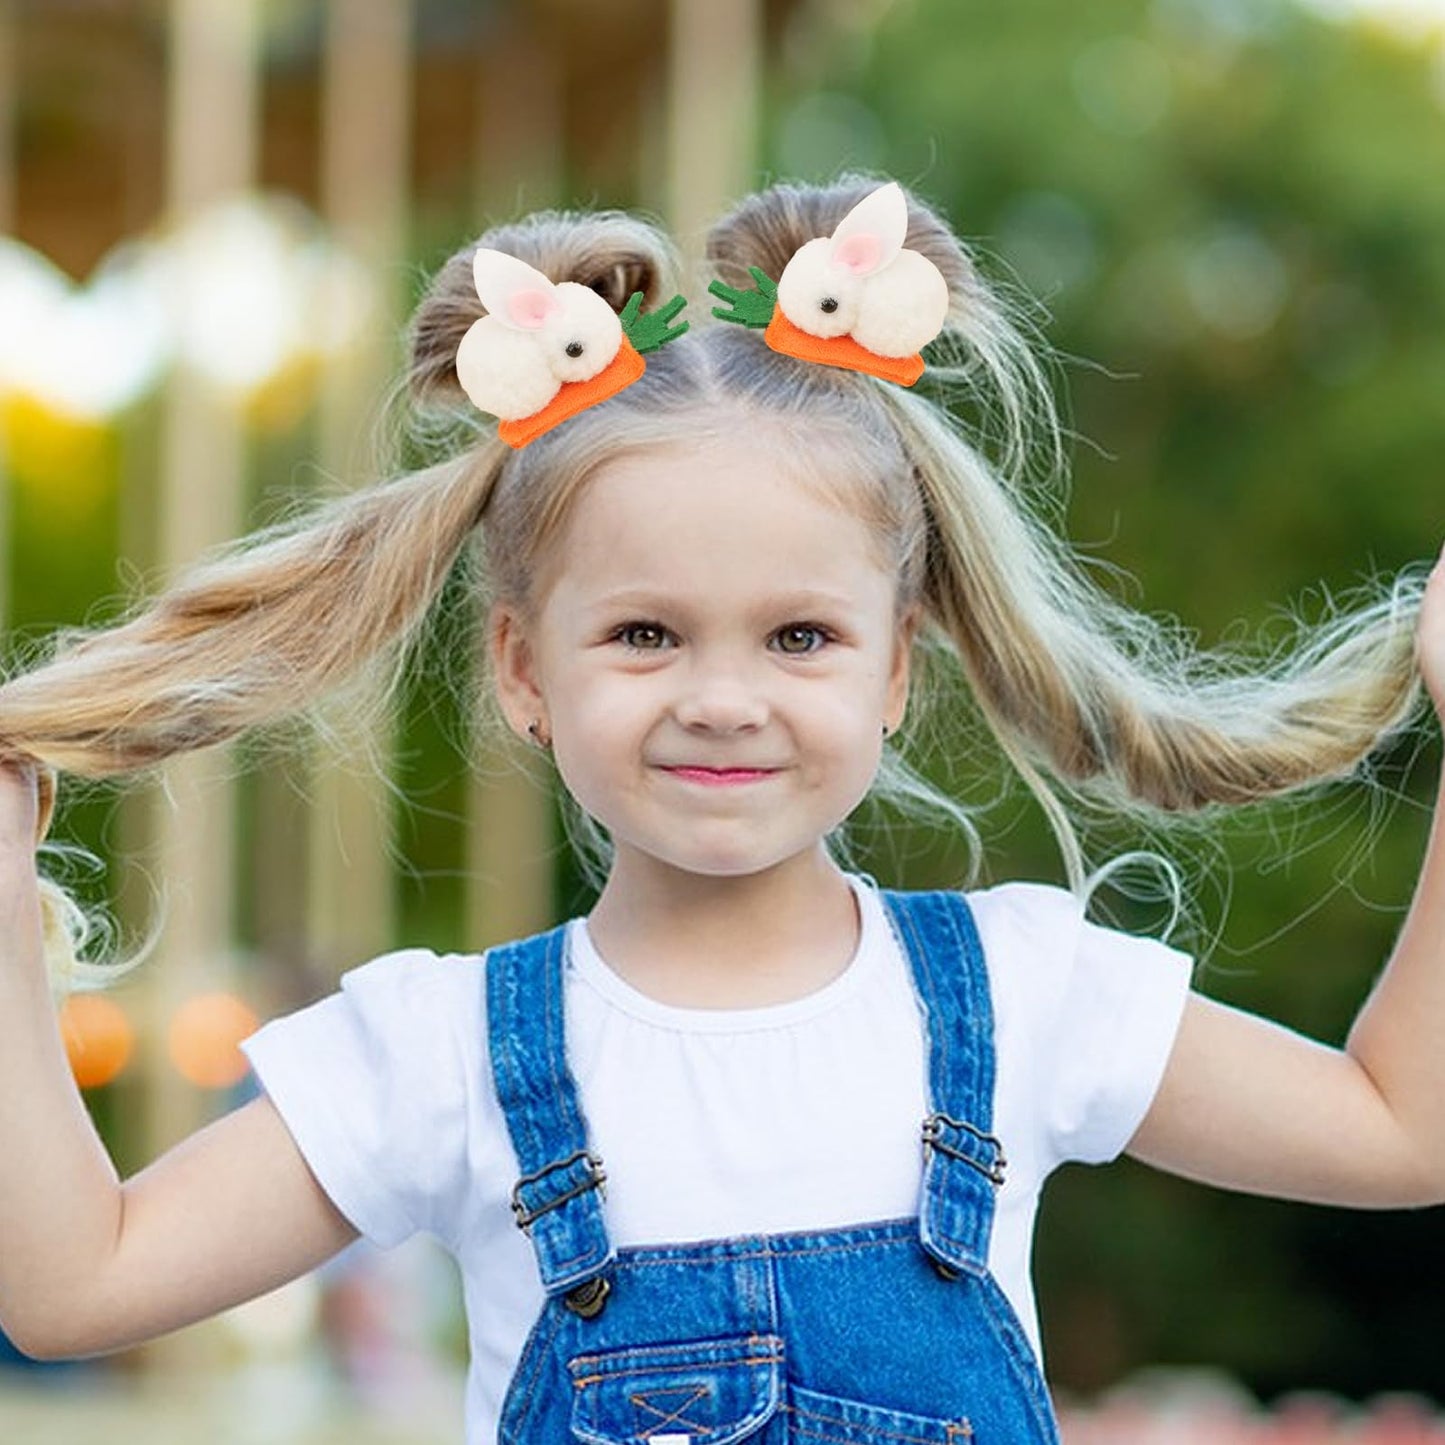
763;308;925;388
495;289;688;449
498;336;646;449
709;265;928;389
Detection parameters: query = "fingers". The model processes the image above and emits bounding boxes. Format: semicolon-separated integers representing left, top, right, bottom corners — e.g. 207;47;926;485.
0;755;39;855
35;766;56;844
1419;543;1445;716
0;756;57;849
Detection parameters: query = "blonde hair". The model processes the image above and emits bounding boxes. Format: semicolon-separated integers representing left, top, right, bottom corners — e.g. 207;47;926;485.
0;173;1426;988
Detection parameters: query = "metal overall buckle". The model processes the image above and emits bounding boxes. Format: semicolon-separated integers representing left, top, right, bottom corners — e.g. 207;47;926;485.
921;1111;1008;1186
509;1148;608;1230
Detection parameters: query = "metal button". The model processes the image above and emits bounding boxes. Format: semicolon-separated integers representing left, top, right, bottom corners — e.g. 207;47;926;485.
563;1275;611;1318
932;1259;960;1281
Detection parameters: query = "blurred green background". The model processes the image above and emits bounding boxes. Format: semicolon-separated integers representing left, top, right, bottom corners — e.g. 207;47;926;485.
2;0;1444;1433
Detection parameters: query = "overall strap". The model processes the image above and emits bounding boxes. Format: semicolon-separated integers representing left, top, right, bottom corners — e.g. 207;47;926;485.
485;923;615;1311
881;889;1005;1278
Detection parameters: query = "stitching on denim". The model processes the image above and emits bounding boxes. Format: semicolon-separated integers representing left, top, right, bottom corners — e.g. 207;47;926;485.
571;1353;784;1389
890;891;992;1118
973;1273;1062;1441
550;1245;601;1274
885;895;957;1253
497;1298;568;1440
615;1235;912;1269
544;928;566;1144
627;1384;713;1432
502;919;609;1283
491;940;542;1201
783;1402;973;1444
886;891;999;1266
571;1334;784;1370
888;894;950;1096
612;1217;917;1265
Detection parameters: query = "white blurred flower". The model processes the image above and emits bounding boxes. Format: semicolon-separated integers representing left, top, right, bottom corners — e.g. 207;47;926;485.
0;236;170;419
0;193;377;420
159;195;377;392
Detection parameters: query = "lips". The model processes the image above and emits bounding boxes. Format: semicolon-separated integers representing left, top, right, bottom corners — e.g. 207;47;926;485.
661;766;779;786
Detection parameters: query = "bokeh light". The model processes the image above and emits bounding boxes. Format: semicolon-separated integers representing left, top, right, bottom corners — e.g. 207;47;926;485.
1071;36;1173;136
168;992;261;1090
59;993;136;1089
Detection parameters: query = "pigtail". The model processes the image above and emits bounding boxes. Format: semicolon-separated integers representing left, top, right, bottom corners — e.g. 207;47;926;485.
0;454;501;777
0;449;502;987
895;386;1424;830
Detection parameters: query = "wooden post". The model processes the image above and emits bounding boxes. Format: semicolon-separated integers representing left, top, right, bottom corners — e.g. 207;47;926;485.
0;0;15;638
306;0;414;978
146;0;259;1131
0;0;13;232
131;0;260;1372
473;9;564;216
466;12;562;947
665;0;762;261
469;745;557;948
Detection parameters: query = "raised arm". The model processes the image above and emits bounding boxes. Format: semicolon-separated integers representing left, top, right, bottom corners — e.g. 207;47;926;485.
1127;545;1445;1208
0;761;357;1362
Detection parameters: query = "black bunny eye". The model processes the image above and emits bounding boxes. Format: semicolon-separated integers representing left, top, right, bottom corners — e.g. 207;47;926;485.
565;341;584;357
819;297;839;314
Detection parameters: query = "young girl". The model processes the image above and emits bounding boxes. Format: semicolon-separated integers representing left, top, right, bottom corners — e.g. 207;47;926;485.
0;173;1442;1445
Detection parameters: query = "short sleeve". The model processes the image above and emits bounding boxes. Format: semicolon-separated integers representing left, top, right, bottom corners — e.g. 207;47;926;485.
969;882;1194;1169
239;948;476;1250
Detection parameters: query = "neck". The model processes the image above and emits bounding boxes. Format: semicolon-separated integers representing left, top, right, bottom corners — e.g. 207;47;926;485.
585;847;860;1008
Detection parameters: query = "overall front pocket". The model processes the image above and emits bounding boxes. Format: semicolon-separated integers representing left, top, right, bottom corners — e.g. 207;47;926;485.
568;1333;786;1445
783;1381;973;1443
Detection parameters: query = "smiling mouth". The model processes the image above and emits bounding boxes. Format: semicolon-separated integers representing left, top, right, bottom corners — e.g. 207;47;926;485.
662;766;779;786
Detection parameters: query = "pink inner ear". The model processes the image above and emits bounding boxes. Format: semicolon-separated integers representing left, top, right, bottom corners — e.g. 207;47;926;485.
833;233;883;275
507;288;559;329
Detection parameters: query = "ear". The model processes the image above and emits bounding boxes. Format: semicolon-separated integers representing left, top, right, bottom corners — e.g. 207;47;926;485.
884;605;922;734
489;603;548;742
472;248;562;332
830;181;907;277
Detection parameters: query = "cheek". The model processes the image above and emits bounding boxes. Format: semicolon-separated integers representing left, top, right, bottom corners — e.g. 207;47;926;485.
548;675;656;766
799;692;886;771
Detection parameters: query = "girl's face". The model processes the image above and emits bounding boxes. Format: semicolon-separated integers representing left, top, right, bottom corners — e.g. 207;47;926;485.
491;436;918;887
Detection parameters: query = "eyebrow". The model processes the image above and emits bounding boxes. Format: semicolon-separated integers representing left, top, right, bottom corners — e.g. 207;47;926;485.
585;588;862;614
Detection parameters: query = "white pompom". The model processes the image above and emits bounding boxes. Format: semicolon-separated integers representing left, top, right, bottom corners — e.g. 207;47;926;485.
777;237;861;338
852;249;950;358
537;283;623;383
455;317;559;420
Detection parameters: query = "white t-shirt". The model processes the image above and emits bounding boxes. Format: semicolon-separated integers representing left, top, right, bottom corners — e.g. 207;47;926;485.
240;875;1193;1445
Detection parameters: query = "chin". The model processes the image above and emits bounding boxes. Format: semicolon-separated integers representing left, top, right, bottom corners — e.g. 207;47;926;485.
665;851;777;879
674;841;823;880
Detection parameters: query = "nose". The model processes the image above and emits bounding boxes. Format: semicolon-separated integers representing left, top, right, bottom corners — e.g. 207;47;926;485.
672;653;769;733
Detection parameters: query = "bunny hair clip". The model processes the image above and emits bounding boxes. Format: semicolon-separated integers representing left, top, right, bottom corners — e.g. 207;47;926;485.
709;180;949;386
455;251;689;448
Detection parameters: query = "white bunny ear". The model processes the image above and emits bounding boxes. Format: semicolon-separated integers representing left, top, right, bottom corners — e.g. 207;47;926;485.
827;181;908;278
471;248;562;331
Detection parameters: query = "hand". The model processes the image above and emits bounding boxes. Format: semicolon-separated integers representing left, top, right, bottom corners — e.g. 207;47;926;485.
0;756;42;858
1421;543;1445;718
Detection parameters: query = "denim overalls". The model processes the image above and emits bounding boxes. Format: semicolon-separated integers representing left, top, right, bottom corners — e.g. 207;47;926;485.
484;889;1060;1443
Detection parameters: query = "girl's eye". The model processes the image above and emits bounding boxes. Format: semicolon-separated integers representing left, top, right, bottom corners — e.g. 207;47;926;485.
773;624;830;655
615;622;672;651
